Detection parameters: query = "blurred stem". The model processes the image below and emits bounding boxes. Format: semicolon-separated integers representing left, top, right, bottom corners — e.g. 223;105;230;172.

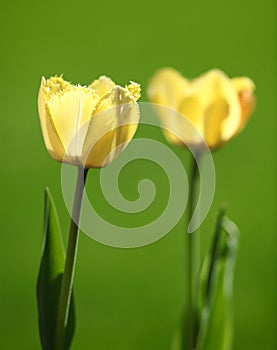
186;153;200;350
55;166;89;350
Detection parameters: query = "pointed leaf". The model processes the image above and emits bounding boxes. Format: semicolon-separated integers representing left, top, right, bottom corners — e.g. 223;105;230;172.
36;188;75;350
196;211;239;350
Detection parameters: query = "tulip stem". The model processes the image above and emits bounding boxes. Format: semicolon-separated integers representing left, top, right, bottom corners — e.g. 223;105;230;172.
55;166;89;350
186;154;200;350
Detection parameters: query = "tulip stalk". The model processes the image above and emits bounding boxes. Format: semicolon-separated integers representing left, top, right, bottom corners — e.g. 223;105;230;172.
55;166;89;350
186;154;200;350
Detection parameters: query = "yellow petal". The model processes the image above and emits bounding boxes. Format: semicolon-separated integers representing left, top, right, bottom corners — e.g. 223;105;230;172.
179;69;241;147
38;77;65;162
203;97;229;148
83;85;140;168
46;85;99;159
155;95;203;146
147;67;189;109
231;77;256;131
147;68;191;146
178;95;203;144
89;75;115;97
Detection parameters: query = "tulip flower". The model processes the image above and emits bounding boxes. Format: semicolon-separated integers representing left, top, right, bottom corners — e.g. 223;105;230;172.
148;68;255;149
38;75;141;168
37;75;141;350
148;67;256;350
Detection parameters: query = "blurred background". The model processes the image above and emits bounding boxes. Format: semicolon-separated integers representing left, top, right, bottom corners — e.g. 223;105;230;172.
0;0;276;349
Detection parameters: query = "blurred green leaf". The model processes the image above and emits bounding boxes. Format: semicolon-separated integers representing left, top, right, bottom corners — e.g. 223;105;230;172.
36;188;75;350
171;327;182;350
171;314;186;350
196;210;239;350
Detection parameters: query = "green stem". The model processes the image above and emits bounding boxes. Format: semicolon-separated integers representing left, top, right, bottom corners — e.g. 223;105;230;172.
55;166;89;350
186;154;200;350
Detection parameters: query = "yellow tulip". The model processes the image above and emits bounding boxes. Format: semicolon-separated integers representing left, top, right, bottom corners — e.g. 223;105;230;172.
38;75;141;168
148;68;255;149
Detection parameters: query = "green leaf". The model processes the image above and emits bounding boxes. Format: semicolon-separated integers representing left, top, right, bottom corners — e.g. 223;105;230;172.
171;315;185;350
196;210;239;350
36;188;75;350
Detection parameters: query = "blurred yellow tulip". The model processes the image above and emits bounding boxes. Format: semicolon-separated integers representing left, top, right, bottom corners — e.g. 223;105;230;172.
38;75;141;168
148;68;255;149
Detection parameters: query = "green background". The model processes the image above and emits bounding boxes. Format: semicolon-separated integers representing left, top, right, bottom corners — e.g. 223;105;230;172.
0;0;276;349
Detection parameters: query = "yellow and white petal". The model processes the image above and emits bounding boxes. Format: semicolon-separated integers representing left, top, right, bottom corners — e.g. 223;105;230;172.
89;76;115;98
147;67;189;109
231;77;256;131
42;76;71;99
126;81;141;101
46;86;99;159
83;85;140;168
38;77;65;162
